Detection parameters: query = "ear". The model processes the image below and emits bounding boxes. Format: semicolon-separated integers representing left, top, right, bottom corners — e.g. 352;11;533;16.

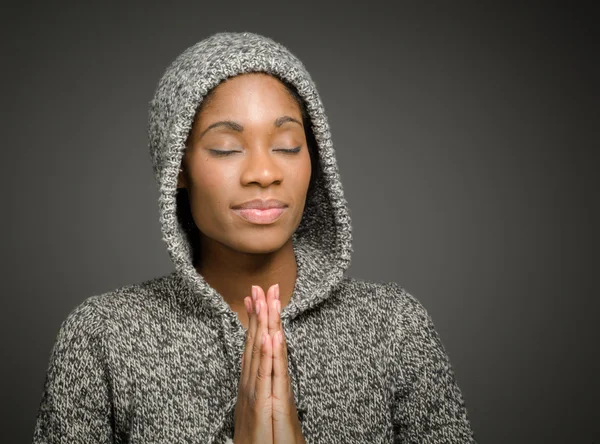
177;168;187;189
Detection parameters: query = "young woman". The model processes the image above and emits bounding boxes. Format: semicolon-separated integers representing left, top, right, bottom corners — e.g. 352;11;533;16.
33;32;477;443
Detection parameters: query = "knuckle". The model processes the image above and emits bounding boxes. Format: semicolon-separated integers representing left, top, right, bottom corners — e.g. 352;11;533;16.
245;389;257;409
256;365;268;381
261;342;269;358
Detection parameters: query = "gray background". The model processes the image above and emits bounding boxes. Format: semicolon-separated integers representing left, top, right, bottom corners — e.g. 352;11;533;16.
2;2;597;443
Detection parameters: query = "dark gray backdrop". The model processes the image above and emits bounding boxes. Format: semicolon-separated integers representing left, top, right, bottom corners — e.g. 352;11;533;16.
2;2;597;443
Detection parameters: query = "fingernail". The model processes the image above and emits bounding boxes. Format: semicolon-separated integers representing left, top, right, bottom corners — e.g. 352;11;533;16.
252;286;257;301
277;300;281;315
275;283;280;300
256;300;260;315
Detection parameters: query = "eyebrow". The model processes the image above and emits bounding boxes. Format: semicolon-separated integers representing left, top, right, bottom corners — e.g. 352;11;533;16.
197;115;303;140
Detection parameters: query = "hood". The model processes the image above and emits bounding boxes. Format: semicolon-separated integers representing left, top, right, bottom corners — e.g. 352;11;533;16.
148;31;353;321
148;31;353;431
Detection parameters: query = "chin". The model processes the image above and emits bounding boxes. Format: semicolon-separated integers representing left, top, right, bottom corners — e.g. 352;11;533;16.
229;232;292;255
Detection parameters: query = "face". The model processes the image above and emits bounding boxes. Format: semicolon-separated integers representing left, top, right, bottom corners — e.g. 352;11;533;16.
178;72;312;255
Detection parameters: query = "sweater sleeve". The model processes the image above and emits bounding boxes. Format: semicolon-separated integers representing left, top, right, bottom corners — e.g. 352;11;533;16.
32;298;114;444
390;287;477;443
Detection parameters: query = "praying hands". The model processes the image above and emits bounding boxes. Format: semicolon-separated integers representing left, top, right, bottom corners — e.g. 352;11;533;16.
232;284;306;444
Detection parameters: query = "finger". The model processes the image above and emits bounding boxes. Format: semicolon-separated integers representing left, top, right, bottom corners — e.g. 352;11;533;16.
240;297;251;373
273;284;282;332
240;295;252;386
267;284;279;338
270;284;284;370
242;288;258;386
255;330;273;403
249;291;268;395
257;284;273;339
272;326;292;409
258;284;267;312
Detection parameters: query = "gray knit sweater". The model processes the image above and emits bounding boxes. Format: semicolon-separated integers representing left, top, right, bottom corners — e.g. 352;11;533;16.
32;32;476;443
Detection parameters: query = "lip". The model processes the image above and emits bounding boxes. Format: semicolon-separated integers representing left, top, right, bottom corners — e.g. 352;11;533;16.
233;207;286;224
232;198;288;210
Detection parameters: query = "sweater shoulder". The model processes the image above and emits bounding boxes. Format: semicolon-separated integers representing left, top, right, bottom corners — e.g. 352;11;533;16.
338;275;427;314
59;272;181;333
92;271;178;305
335;276;436;337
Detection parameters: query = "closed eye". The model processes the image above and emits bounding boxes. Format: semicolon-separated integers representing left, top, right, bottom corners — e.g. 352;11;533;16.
209;149;240;157
209;146;302;157
275;146;302;154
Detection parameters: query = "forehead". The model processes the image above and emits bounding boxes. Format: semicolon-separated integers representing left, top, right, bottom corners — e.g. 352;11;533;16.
213;71;286;93
199;73;300;116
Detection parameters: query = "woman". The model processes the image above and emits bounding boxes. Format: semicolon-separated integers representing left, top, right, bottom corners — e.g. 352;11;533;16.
32;32;476;443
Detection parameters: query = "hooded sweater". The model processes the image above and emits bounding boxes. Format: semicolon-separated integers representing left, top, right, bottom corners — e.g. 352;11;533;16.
32;32;477;443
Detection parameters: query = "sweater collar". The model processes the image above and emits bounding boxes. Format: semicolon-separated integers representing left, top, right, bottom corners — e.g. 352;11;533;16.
149;31;353;323
149;32;353;432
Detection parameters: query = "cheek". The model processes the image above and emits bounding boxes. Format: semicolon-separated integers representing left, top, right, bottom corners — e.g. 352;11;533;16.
200;161;237;189
290;152;312;192
189;158;237;210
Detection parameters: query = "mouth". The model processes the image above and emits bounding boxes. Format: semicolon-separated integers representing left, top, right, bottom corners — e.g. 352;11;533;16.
232;207;287;224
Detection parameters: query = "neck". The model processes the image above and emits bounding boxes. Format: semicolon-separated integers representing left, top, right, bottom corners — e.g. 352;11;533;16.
195;235;297;314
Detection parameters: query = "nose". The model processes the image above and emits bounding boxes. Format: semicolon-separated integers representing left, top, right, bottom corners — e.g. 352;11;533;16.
240;146;284;187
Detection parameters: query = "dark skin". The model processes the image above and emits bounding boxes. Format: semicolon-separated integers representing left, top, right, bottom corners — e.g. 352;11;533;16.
177;72;311;442
194;239;297;331
178;72;311;330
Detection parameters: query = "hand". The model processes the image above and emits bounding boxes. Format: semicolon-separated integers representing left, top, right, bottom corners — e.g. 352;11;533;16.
264;284;306;444
232;285;274;444
234;284;305;444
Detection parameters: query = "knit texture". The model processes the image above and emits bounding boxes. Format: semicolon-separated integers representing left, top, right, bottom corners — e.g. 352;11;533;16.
32;31;476;443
